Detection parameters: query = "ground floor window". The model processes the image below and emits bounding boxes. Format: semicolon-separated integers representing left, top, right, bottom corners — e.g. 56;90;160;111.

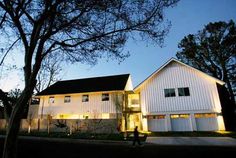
194;113;216;118
171;114;189;119
147;115;165;119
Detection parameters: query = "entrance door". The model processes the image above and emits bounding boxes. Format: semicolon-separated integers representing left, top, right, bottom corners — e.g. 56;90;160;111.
127;113;141;131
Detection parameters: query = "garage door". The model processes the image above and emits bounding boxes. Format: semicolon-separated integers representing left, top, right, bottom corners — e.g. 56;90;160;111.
171;114;192;131
195;113;218;131
147;115;167;132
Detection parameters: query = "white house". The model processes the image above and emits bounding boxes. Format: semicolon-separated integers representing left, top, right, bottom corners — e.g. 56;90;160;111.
135;58;225;131
33;58;226;132
36;74;133;120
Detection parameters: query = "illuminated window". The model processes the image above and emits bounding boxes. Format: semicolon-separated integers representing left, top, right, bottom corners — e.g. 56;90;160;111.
147;115;165;119
156;115;165;119
64;96;71;103
171;114;189;119
102;93;109;101
82;95;89;102
131;99;139;105
195;113;216;118
164;88;176;97
178;87;190;96
49;96;55;104
102;113;110;119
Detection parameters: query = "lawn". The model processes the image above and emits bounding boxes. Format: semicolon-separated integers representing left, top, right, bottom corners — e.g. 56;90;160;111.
1;130;236;141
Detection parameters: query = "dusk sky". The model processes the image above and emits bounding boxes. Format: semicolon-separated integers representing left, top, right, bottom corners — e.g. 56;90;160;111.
1;0;236;91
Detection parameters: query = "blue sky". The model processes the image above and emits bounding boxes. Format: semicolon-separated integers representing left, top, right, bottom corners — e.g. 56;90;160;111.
65;0;236;87
1;0;236;91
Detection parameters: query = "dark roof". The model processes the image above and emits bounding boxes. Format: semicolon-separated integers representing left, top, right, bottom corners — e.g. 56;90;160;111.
36;74;130;96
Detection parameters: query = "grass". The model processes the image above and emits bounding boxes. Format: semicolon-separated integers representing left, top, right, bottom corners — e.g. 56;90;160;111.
1;130;236;140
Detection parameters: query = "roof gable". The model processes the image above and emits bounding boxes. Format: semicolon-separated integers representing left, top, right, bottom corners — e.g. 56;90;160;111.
37;74;130;96
135;58;225;91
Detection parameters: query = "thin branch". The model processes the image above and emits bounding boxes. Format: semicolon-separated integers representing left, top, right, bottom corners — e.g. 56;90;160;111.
0;37;20;66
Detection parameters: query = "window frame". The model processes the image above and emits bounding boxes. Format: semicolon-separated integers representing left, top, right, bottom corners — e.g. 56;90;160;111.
64;96;71;103
48;96;55;104
102;93;109;101
82;94;89;102
164;88;176;97
178;87;190;96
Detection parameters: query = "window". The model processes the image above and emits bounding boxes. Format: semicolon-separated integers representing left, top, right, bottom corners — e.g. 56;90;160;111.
195;113;216;118
82;95;89;102
171;114;189;119
49;97;55;104
102;113;110;119
147;115;165;119
178;87;190;96
102;93;109;101
31;98;40;105
164;88;176;97
64;96;71;103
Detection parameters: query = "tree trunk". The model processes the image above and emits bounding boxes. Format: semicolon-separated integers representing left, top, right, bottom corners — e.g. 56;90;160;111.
2;87;33;158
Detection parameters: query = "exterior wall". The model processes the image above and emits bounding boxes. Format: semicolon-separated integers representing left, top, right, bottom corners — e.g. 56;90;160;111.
137;61;225;131
147;119;167;131
146;113;223;132
139;62;222;115
38;91;124;119
195;117;218;131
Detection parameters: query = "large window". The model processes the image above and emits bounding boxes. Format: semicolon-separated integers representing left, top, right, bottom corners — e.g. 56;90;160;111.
178;87;190;96
48;96;55;104
164;88;176;97
82;95;89;102
64;96;71;103
102;93;109;101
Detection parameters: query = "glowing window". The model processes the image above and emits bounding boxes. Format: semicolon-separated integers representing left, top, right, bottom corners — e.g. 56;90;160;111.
102;113;110;119
171;114;189;119
156;115;165;119
49;97;55;104
178;87;190;96
64;96;71;103
164;88;176;97
82;95;89;102
102;93;109;101
195;113;216;118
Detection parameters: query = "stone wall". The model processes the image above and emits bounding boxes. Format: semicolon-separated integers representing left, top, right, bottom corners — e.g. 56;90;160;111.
0;119;118;134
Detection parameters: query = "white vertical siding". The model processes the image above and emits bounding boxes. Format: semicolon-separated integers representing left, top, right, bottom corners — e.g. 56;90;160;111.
195;117;218;131
139;62;222;114
147;119;167;131
171;118;192;131
38;92;123;117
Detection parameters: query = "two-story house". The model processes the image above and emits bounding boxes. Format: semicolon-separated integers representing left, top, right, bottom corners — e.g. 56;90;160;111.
33;58;226;132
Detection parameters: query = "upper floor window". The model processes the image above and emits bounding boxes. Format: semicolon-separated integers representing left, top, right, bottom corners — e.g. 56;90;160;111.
49;96;55;104
82;95;89;102
102;93;109;101
64;96;71;103
164;88;176;97
178;87;190;96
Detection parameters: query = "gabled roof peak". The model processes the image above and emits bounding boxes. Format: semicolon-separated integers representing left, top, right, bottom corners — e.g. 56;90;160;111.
135;57;225;90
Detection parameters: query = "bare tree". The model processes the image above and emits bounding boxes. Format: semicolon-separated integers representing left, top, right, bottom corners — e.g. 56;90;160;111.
35;54;62;93
0;1;179;157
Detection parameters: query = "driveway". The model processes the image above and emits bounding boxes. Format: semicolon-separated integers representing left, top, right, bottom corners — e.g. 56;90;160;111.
146;137;236;146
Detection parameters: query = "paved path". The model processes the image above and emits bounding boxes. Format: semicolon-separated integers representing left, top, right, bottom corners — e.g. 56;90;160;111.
146;137;236;146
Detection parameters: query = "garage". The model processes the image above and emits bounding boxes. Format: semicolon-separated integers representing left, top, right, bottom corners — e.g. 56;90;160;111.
195;113;218;131
147;115;167;131
170;114;192;131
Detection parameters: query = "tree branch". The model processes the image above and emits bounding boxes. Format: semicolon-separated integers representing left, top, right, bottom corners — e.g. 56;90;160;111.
0;37;20;66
